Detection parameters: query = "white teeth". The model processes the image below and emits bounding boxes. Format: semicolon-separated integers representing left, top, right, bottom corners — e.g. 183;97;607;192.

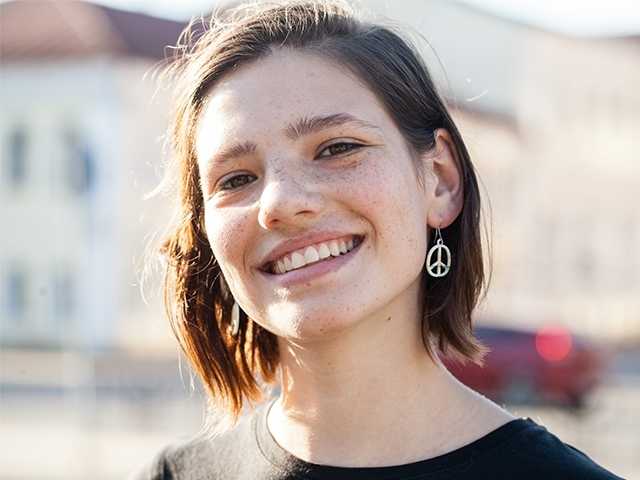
328;240;341;256
270;236;362;274
291;252;305;269
304;246;320;263
318;243;331;260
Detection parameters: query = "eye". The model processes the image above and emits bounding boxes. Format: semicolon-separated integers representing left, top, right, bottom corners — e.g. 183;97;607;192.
217;173;256;192
317;142;363;159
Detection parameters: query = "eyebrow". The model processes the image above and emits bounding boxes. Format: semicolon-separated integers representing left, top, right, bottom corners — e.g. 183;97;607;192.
285;112;381;140
206;112;380;169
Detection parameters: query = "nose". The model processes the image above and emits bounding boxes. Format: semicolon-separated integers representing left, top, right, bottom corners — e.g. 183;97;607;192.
257;167;325;230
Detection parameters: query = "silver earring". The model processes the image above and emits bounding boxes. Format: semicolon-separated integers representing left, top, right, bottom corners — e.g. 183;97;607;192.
230;301;240;337
426;227;451;278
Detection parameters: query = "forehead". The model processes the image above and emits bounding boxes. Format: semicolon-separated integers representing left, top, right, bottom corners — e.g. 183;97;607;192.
195;49;389;149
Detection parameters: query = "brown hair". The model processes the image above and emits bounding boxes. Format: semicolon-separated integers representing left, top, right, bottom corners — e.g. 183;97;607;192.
155;0;490;427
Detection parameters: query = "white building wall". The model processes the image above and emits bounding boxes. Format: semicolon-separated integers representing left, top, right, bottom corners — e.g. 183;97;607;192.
0;58;172;350
360;0;640;342
366;0;526;116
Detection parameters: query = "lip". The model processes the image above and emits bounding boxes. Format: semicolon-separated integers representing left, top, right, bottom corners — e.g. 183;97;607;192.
258;231;364;271
258;235;365;288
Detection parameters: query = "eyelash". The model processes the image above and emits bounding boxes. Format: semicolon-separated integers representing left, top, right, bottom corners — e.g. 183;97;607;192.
216;142;363;192
317;141;363;158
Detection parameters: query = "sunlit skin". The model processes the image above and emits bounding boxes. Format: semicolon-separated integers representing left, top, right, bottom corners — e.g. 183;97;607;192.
195;49;515;467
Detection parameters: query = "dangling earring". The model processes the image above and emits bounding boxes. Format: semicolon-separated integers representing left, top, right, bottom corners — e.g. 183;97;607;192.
230;301;240;337
426;226;451;278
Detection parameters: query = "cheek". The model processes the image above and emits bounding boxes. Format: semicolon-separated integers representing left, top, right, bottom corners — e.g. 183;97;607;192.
204;209;250;281
333;152;422;241
329;151;393;209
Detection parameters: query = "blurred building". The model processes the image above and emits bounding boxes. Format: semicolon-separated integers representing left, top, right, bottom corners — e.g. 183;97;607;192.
0;1;184;351
366;0;640;342
1;0;638;353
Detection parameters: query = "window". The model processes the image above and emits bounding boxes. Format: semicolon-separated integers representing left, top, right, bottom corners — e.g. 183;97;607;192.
64;130;95;195
3;265;27;322
4;126;28;188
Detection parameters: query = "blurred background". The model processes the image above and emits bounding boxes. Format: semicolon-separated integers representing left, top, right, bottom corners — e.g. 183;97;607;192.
1;0;638;478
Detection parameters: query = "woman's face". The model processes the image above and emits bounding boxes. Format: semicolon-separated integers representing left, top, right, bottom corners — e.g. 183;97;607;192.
195;49;436;342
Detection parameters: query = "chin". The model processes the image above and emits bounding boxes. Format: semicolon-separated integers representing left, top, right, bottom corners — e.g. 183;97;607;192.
267;306;358;343
292;319;353;343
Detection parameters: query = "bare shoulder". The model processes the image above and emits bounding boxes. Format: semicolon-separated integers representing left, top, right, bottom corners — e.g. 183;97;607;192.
457;385;519;439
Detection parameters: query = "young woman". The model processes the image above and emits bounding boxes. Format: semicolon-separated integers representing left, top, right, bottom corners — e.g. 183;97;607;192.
134;2;623;478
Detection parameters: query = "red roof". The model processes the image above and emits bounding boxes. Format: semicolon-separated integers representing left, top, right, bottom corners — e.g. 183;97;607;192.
0;0;186;62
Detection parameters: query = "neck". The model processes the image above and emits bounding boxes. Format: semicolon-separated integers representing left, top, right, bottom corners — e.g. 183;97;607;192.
267;278;491;467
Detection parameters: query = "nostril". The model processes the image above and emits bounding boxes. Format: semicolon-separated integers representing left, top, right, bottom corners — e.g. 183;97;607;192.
258;211;278;231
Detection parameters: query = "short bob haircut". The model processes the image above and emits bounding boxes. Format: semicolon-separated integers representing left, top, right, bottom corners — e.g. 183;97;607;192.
156;0;491;425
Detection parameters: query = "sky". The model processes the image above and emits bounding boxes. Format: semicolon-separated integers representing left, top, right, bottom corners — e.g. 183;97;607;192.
84;0;640;37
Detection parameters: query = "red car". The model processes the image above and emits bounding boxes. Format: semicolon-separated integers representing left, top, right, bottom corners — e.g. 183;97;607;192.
441;325;609;408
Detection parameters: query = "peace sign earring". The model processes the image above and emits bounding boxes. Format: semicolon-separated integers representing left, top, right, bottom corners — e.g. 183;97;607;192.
426;226;451;278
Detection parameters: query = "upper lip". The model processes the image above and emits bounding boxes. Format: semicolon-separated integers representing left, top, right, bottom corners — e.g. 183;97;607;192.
258;231;364;271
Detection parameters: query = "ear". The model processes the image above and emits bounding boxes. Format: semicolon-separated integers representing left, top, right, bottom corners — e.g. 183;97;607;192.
423;129;464;229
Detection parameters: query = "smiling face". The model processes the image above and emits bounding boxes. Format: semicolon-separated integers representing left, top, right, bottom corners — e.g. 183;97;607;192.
195;49;436;342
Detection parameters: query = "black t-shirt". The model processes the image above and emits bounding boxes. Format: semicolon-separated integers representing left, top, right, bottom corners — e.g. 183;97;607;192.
132;398;624;479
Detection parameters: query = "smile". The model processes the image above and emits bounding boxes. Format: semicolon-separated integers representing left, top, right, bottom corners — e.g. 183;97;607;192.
267;235;364;274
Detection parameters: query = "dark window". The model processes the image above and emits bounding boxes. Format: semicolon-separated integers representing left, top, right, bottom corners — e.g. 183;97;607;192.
5;127;28;188
65;130;95;195
4;266;27;321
